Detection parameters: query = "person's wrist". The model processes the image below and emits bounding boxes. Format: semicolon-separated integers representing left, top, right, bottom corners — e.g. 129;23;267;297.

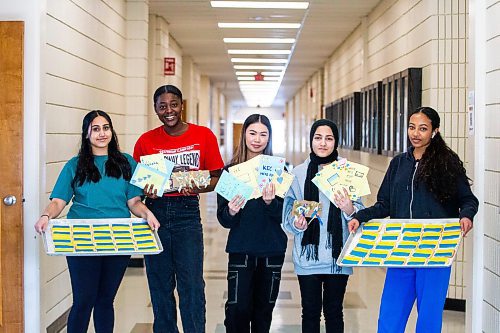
40;214;50;219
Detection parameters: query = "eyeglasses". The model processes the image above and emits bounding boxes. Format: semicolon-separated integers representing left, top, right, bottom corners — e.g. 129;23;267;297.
156;102;181;113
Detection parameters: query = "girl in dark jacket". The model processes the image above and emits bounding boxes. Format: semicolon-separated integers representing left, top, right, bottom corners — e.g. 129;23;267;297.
216;114;287;333
349;107;479;333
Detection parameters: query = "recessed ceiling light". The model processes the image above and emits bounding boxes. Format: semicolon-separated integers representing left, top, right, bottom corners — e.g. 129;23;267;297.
234;65;286;70
231;58;288;63
228;49;291;55
211;1;309;9
224;38;295;44
218;23;301;29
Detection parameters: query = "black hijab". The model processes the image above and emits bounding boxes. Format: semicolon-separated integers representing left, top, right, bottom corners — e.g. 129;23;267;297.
301;119;343;264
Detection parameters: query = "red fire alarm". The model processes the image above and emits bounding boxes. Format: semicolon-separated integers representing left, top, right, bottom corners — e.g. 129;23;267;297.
254;73;264;81
164;57;175;75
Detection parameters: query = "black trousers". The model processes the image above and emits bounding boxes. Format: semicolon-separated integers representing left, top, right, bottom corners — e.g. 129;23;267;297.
298;274;349;333
224;253;285;333
66;255;130;333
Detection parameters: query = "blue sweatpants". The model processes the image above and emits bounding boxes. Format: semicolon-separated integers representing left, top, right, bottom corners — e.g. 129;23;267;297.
377;267;451;333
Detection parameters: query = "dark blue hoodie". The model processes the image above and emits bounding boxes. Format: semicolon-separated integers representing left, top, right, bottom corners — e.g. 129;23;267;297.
355;149;478;222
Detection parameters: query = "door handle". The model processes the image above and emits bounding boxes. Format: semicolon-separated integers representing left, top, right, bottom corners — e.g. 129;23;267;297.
3;195;17;206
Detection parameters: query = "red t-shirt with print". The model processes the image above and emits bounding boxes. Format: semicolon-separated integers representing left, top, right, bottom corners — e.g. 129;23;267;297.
133;123;224;196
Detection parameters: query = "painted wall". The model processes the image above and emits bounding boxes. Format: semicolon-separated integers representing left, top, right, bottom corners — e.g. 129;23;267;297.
41;0;151;329
479;1;500;331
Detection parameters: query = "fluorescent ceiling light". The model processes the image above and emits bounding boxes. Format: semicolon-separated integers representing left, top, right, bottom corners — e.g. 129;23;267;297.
224;38;295;44
218;23;301;29
240;81;279;88
211;1;309;9
235;71;258;75
240;87;279;90
228;49;291;55
235;71;283;76
261;71;283;76
237;76;280;81
231;58;288;63
234;65;286;70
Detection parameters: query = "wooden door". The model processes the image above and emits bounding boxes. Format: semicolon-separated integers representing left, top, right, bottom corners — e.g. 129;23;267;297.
0;21;24;332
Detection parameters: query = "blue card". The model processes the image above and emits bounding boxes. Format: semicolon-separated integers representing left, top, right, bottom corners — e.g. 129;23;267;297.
257;155;285;192
215;170;254;206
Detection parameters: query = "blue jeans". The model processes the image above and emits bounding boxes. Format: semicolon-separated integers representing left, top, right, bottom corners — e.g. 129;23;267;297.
378;267;451;333
224;254;285;333
145;196;205;333
66;255;130;333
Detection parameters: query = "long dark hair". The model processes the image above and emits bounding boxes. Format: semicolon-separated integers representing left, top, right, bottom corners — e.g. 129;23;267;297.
231;114;273;165
412;107;471;202
73;110;132;187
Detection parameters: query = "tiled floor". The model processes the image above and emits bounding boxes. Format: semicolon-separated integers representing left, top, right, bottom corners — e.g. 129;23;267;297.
73;193;465;333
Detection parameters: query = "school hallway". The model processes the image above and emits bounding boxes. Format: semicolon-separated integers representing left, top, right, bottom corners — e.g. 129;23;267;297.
1;1;498;332
64;192;466;333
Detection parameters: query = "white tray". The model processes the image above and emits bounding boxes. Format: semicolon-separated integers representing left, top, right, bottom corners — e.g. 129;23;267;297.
43;218;163;256
336;218;462;268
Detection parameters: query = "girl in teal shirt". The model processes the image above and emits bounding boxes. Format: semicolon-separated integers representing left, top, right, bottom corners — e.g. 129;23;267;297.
35;110;159;333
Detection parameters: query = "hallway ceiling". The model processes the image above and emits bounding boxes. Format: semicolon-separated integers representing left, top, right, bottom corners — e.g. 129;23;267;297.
149;0;381;107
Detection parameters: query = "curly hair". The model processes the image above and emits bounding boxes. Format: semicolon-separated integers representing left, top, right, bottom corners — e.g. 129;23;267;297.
73;110;132;187
412;107;471;202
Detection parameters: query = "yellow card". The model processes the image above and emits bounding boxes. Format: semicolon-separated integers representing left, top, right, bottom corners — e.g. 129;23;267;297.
229;155;262;199
311;159;370;201
140;153;175;177
272;170;294;198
